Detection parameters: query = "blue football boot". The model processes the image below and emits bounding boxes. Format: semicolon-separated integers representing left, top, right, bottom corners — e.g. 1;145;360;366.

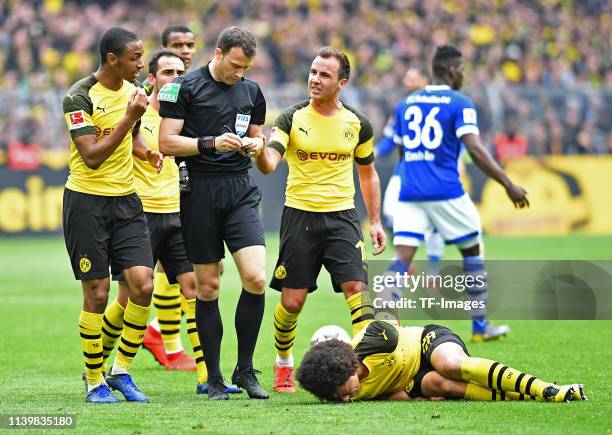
86;383;120;403
106;373;149;402
197;382;243;395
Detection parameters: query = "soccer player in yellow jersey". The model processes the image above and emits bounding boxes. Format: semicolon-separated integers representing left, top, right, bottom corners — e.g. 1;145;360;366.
255;47;387;393
62;27;154;403
297;320;587;403
140;25;197;370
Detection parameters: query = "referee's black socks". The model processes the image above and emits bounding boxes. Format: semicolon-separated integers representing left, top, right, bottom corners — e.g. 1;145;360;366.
235;289;265;370
195;298;223;379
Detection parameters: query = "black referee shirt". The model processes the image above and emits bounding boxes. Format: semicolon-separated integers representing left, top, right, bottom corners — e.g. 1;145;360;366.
159;63;266;177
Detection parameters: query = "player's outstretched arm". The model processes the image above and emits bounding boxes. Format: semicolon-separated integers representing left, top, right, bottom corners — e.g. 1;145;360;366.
73;88;147;169
357;163;387;255
255;146;282;174
462;133;529;208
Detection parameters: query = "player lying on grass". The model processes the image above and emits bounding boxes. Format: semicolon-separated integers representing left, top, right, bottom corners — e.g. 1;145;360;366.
297;320;586;403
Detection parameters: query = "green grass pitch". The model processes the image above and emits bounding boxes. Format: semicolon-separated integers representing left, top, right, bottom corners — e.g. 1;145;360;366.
0;234;610;434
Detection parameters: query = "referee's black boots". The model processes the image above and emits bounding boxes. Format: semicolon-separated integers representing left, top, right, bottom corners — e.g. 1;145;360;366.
206;376;230;400
231;367;269;399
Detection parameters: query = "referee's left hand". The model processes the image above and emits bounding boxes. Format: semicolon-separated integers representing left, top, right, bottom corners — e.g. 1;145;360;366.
241;137;265;158
370;222;387;256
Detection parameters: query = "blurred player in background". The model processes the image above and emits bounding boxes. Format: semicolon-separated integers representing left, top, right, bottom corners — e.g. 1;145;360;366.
297;319;586;403
376;67;447;279
391;46;529;341
256;47;386;394
62;27;153;403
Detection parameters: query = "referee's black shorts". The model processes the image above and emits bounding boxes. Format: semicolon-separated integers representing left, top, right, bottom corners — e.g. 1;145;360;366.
112;212;192;284
270;206;368;293
63;188;153;281
408;324;470;398
180;173;265;264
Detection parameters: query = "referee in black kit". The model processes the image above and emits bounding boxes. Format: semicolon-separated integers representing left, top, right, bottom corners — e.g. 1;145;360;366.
159;26;268;400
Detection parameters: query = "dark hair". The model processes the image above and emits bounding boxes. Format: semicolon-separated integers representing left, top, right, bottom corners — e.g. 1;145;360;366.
432;45;462;78
296;339;358;401
161;25;193;47
316;46;351;81
148;49;183;75
216;26;256;57
99;27;139;64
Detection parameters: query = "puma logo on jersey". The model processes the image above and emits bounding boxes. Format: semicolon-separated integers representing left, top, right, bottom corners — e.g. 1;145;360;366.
97;105;106;113
379;330;388;341
298;127;310;136
143;126;154;135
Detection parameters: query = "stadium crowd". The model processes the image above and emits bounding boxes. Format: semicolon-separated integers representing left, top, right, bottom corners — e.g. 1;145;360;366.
0;0;610;167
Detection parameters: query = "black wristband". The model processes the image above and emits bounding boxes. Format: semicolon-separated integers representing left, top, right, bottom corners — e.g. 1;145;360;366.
197;136;215;153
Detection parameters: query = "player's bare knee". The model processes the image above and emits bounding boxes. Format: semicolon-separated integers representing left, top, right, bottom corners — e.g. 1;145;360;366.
242;271;266;294
176;273;197;299
181;286;197;300
128;279;153;306
437;356;463;380
140;278;154;297
83;281;109;311
282;294;306;314
116;291;128;307
197;281;220;301
341;281;364;297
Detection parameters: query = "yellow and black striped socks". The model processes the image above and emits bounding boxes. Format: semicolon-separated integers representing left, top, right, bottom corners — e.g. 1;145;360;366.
79;311;105;390
101;298;125;371
183;297;208;384
345;292;375;336
153;272;183;353
461;357;549;399
464;382;534;401
112;299;150;374
273;302;298;362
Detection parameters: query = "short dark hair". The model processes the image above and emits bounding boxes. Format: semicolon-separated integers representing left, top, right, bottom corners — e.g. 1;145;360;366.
432;45;462;78
296;339;358;401
161;25;193;47
316;47;351;81
99;27;139;64
148;49;183;76
216;26;256;57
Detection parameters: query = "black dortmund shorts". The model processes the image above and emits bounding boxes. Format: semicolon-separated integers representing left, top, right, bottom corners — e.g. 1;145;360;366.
270;207;368;293
180;174;265;264
113;212;192;284
408;324;470;398
63;189;154;281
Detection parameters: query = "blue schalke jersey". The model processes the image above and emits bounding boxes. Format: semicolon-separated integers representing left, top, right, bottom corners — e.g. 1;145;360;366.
393;84;479;201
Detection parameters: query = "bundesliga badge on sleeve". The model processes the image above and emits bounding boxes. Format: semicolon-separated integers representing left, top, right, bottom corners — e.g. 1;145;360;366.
235;114;251;138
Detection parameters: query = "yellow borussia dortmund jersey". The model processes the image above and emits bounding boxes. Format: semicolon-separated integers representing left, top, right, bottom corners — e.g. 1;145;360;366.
351;320;423;401
268;101;375;212
133;104;179;213
63;74;137;196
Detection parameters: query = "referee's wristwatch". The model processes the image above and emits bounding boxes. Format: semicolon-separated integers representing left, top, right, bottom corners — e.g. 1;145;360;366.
197;136;215;153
